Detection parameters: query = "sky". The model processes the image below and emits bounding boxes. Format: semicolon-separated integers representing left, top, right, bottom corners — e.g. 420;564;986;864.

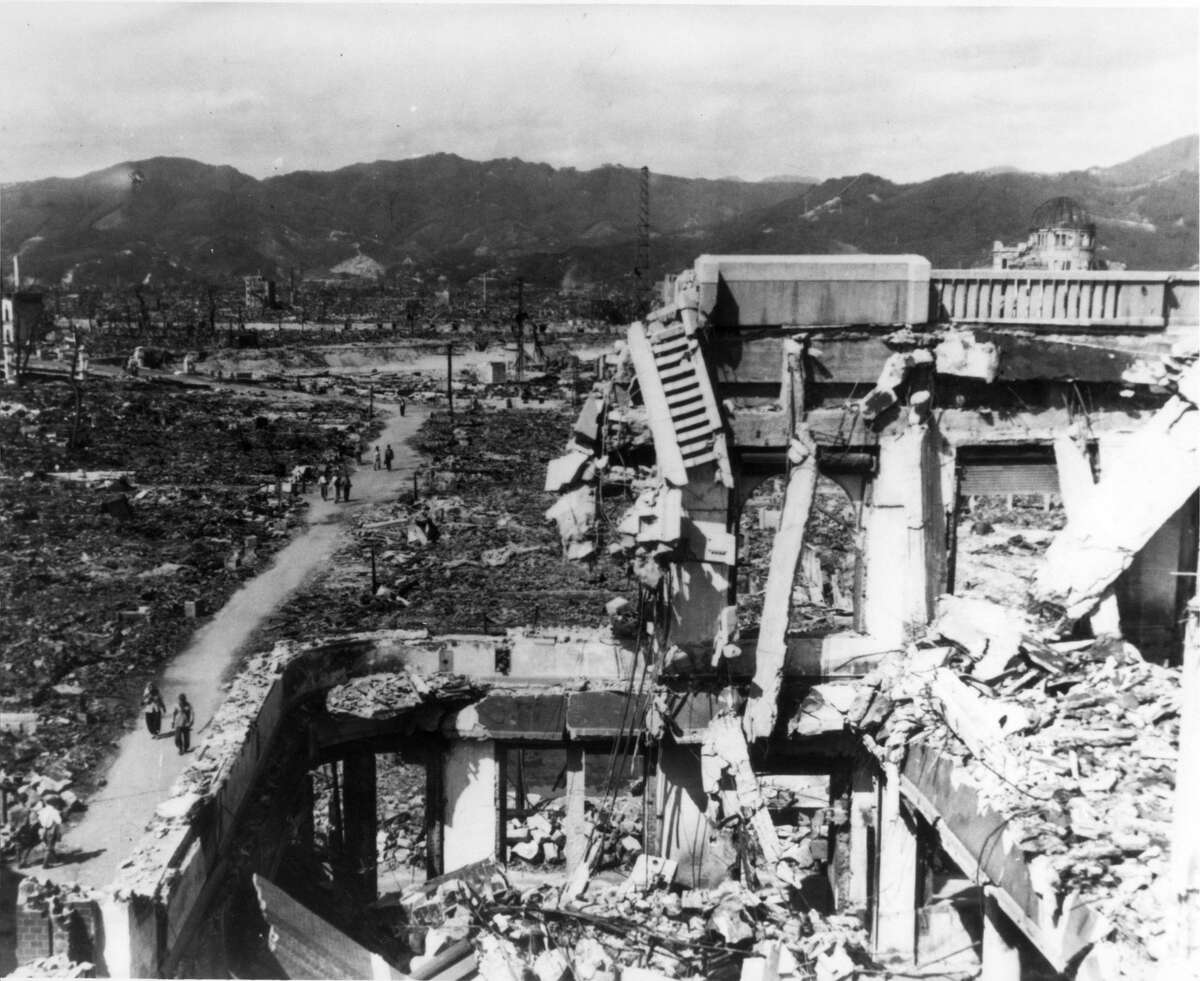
0;2;1196;185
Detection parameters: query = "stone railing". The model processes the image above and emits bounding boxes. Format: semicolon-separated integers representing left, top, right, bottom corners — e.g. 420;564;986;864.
930;270;1199;329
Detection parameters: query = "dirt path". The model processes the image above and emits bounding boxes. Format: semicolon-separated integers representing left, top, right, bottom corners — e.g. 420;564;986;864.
38;404;426;889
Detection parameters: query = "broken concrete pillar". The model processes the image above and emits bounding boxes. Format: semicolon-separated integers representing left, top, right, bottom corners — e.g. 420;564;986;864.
443;741;498;870
341;750;377;902
847;762;876;911
668;561;732;659
744;430;818;742
564;747;587;876
874;763;918;961
100;895;159;981
982;892;1022;981
1053;434;1121;637
655;742;735;888
863;423;942;647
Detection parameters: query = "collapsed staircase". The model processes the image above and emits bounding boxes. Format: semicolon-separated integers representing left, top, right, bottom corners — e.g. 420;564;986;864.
646;323;721;471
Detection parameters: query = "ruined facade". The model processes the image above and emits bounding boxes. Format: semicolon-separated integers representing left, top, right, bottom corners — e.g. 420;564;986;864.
992;197;1098;271
59;255;1200;980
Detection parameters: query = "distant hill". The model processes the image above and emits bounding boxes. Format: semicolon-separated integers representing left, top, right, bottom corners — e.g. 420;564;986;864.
760;174;824;185
1089;134;1199;186
0;155;803;288
2;137;1195;289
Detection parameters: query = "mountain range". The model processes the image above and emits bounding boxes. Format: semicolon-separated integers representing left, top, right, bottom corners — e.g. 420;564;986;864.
2;135;1196;290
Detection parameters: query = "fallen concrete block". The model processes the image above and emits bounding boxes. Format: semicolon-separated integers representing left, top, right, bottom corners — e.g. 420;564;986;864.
544;450;592;493
1036;398;1200;620
935;330;999;383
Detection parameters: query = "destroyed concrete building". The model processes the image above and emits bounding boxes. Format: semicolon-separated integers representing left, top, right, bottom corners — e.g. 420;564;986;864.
992;197;1099;271
14;255;1200;980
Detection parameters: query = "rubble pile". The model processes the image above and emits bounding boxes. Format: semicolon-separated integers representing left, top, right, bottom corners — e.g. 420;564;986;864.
953;496;1065;609
7;953;94;979
392;859;876;981
505;796;643;872
848;607;1182;977
0;376;363;807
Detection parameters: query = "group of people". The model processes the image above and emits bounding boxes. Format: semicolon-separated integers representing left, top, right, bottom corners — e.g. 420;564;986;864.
372;444;396;471
141;684;194;755
312;462;354;502
7;790;64;869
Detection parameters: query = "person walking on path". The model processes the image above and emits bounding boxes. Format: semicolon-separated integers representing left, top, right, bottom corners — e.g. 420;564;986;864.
141;683;165;738
399;397;407;417
318;469;329;501
384;444;395;471
374;446;382;471
172;694;194;755
38;800;62;868
340;465;353;502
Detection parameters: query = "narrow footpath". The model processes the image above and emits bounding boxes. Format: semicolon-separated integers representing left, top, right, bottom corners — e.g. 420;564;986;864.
39;403;426;889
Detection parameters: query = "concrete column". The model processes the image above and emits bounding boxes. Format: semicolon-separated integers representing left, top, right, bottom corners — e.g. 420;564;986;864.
341;750;377;903
863;424;940;647
99;896;159;981
563;747;587;876
669;560;732;655
982;892;1022;981
874;763;918;962
847;762;876;911
655;742;736;888
425;743;445;878
668;466;734;666
442;741;498;872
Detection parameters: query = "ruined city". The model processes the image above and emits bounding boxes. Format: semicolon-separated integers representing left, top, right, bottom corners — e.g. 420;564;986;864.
1;6;1198;981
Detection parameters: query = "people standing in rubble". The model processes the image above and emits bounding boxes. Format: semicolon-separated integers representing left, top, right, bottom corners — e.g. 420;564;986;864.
38;799;62;868
141;682;165;738
172;693;194;755
318;468;329;501
340;465;353;502
384;444;395;471
374;446;382;471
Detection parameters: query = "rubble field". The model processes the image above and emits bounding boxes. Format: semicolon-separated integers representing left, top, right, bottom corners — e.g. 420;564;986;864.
738;475;859;636
0;375;372;804
255;406;637;645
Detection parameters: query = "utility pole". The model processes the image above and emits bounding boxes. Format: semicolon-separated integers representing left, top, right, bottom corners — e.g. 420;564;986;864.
634;165;651;314
515;278;527;384
446;343;454;423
